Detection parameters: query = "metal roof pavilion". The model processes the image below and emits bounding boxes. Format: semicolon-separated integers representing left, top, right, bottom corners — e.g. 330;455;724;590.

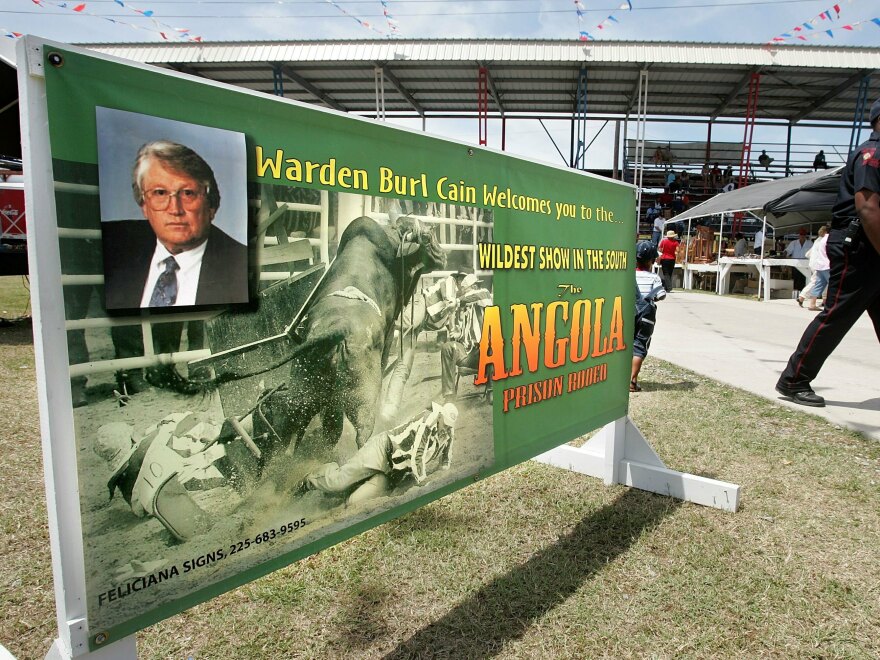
83;39;880;126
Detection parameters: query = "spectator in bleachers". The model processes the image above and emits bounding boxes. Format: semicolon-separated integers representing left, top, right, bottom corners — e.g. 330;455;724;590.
758;150;774;170
710;163;722;191
650;210;665;246
813;150;827;170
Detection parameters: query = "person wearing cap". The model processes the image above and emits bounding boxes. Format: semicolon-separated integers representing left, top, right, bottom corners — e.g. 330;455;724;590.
298;402;458;505
784;229;813;292
776;98;880;407
631;241;666;392
656;229;680;292
382;268;489;419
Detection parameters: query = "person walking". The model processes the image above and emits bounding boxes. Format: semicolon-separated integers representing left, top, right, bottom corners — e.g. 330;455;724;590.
657;229;679;292
631;241;667;393
797;225;829;311
776;99;880;407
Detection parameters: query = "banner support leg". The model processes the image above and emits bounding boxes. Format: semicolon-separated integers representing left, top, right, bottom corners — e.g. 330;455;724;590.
533;415;740;512
45;634;137;660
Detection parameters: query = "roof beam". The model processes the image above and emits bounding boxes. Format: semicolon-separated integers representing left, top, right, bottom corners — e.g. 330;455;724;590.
710;68;759;121
478;62;505;115
374;62;424;116
278;64;346;112
167;63;204;78
790;69;875;123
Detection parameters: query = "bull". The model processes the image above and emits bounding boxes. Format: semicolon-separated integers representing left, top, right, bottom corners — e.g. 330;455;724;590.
251;215;446;465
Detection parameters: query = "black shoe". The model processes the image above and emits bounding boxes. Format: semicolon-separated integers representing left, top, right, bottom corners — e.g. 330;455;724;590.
145;365;201;395
775;382;825;407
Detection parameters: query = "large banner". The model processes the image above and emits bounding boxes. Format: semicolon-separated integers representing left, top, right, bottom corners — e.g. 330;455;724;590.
29;41;635;650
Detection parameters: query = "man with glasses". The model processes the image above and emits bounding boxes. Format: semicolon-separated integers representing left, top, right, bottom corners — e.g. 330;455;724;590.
103;140;248;309
103;140;248;393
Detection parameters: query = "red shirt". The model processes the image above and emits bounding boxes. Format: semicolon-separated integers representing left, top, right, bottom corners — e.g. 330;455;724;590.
658;237;679;261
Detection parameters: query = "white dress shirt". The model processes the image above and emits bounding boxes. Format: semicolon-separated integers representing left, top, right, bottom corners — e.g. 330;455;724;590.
140;239;208;307
785;238;813;260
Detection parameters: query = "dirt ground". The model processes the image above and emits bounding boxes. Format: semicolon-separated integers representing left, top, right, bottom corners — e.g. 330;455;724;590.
72;334;494;635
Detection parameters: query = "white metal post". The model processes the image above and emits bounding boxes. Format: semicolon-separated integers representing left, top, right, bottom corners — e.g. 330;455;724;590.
19;36;137;659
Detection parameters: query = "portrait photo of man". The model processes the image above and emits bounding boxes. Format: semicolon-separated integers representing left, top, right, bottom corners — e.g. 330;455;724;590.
98;109;249;310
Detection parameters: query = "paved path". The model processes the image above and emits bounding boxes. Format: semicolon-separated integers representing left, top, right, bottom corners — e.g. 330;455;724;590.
650;291;880;441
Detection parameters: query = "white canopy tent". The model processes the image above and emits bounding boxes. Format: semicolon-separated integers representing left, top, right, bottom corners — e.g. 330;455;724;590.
664;166;843;297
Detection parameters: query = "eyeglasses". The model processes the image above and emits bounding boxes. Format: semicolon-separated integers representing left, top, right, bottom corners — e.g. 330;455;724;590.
143;187;207;211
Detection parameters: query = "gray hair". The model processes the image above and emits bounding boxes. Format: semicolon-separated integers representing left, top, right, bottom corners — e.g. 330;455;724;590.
131;140;220;210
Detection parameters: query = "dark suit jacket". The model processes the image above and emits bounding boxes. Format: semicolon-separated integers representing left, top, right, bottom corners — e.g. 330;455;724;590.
102;220;249;310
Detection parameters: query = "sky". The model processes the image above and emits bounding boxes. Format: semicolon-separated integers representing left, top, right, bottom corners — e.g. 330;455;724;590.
1;0;878;169
1;0;878;46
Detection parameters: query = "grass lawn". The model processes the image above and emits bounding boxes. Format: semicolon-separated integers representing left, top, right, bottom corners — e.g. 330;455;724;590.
0;275;31;320
1;274;879;658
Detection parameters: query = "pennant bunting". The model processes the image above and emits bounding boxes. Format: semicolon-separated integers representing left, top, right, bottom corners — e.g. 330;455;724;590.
23;0;205;42
769;14;880;44
379;0;401;36
575;0;633;40
768;2;851;44
322;0;387;36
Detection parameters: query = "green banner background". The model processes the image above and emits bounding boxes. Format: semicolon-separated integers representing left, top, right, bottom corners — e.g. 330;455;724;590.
42;46;635;648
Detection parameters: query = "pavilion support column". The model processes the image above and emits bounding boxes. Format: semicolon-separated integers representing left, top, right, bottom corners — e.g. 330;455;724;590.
374;66;386;121
784;123;792;175
478;66;488;146
272;64;284;97
633;69;649;222
705;121;712;165
849;75;872;154
613;120;621;180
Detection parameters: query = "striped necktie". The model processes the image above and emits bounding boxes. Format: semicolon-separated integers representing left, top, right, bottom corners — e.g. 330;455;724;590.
149;256;179;307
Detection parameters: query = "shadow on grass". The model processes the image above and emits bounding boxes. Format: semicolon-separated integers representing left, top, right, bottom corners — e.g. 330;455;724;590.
382;488;680;659
0;318;33;346
637;379;698;392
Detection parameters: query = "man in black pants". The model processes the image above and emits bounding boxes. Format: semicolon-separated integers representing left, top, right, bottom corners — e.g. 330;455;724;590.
776;98;880;407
